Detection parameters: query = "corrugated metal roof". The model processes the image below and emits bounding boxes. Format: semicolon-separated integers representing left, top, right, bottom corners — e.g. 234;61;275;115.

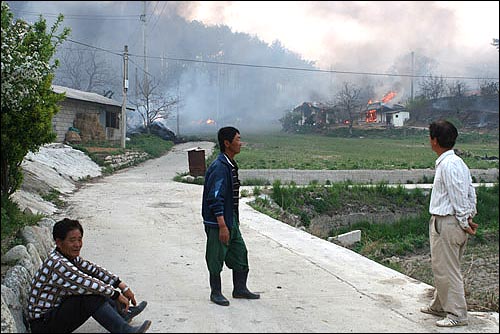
52;85;134;110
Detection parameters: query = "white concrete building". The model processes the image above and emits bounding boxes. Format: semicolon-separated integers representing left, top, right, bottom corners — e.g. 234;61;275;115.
384;110;410;127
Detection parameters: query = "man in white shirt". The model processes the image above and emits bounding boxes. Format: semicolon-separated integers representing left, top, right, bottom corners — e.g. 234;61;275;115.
420;120;478;327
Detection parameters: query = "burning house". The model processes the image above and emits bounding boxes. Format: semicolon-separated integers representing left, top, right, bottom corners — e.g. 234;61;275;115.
363;91;409;127
291;102;335;127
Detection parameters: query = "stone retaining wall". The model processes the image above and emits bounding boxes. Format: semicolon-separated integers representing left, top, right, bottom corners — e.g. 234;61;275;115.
1;218;56;333
104;151;150;170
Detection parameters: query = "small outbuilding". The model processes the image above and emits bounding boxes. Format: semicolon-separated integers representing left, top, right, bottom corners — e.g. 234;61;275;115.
364;102;409;127
384;110;410;127
51;85;134;144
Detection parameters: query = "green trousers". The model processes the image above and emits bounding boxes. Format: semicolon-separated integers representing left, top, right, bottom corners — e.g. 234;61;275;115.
205;216;249;274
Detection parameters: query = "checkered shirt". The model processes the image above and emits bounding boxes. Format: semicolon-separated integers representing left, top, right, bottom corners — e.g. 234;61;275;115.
27;249;119;320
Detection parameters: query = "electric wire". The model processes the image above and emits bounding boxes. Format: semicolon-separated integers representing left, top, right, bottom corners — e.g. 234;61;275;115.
65;38;499;81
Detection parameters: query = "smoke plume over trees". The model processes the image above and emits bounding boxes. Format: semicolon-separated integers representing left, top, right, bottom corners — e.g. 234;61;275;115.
7;1;499;134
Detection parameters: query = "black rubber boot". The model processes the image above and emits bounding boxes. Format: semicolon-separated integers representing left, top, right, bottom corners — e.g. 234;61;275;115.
93;301;152;333
232;269;260;299
209;274;230;306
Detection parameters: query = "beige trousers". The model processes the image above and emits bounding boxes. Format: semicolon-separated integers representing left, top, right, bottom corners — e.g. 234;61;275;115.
429;215;468;321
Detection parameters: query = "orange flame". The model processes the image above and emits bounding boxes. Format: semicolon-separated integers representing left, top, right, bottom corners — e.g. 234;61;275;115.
366;109;377;123
206;119;216;125
381;91;396;103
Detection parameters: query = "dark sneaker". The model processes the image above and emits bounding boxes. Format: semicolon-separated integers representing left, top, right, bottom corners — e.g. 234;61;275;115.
133;320;152;333
124;301;148;323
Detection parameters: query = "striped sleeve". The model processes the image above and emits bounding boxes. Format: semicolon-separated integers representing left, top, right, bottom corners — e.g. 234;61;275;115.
444;159;477;229
52;256;116;297
75;256;120;287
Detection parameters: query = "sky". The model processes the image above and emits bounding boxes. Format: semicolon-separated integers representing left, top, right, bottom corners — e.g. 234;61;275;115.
176;1;499;72
6;1;499;132
8;1;499;75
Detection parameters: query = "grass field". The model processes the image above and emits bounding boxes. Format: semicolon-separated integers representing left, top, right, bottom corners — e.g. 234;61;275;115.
242;128;499;312
236;130;499;170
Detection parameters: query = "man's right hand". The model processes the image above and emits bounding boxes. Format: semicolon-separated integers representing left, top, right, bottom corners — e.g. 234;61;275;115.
219;225;230;245
117;294;130;314
465;220;479;235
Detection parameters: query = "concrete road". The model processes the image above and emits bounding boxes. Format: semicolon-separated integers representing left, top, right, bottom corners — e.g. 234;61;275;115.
63;142;498;333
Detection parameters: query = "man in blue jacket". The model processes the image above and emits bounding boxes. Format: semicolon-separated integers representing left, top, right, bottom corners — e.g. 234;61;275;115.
202;126;260;306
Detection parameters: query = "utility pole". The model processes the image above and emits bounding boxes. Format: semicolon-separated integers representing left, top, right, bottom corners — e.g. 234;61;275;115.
121;45;129;149
329;64;334;100
142;1;148;91
135;67;138;101
410;51;414;100
216;63;220;123
176;79;180;136
141;1;149;129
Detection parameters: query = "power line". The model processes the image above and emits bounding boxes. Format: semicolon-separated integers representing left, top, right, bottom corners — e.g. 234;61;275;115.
66;39;122;56
65;38;500;81
128;53;499;81
12;10;140;21
8;6;499;81
8;7;500;80
128;58;154;79
148;1;168;36
148;1;160;23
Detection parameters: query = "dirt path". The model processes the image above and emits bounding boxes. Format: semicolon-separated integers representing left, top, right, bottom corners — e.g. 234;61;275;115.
59;142;497;333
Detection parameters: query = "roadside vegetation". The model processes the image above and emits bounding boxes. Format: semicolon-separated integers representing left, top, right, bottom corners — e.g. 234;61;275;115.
1;196;44;255
238;129;499;170
240;127;498;312
1;133;174;255
1;3;70;255
70;134;174;174
183;129;497;313
2;0;497;318
249;179;499;312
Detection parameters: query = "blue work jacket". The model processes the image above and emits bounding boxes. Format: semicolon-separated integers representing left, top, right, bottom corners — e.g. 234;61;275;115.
202;152;237;229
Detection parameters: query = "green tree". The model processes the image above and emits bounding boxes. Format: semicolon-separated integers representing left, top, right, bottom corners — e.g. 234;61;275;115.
1;2;70;197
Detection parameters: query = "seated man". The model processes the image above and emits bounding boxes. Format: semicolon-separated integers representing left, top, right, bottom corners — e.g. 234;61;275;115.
27;218;151;333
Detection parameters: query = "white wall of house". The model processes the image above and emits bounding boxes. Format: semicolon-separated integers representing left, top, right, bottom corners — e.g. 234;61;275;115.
386;111;410;127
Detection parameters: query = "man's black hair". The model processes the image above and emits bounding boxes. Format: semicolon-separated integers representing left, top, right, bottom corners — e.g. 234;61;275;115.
429;119;458;149
217;126;240;153
53;218;83;241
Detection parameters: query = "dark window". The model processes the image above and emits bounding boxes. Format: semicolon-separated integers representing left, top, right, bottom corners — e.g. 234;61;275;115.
106;111;119;129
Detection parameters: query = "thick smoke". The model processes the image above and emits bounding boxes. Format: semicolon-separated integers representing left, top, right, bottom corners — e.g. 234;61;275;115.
7;1;499;134
178;1;499;99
